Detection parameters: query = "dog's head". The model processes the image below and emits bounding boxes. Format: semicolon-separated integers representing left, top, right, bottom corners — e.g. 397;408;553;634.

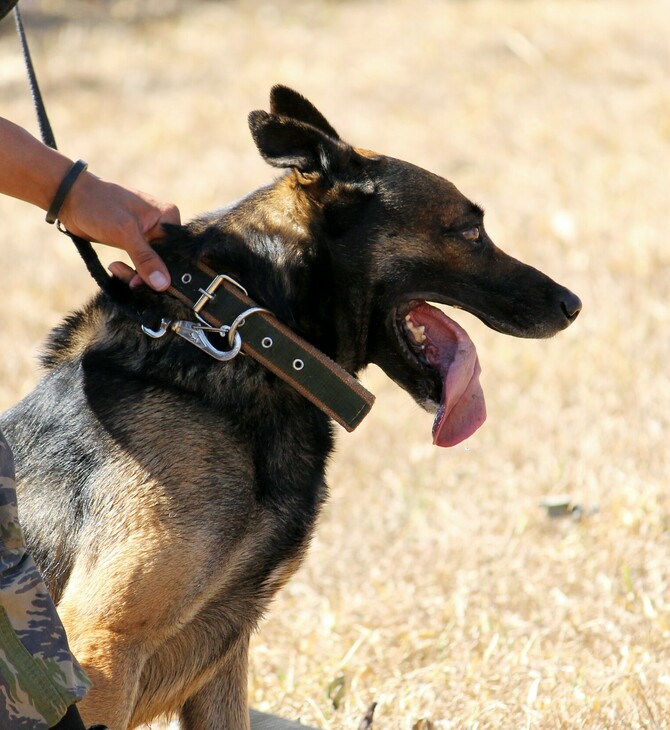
246;86;581;446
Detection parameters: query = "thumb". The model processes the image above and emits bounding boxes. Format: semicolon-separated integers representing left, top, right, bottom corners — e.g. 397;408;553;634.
127;234;171;291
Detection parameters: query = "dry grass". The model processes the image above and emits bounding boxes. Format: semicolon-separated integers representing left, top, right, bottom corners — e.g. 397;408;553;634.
1;0;669;727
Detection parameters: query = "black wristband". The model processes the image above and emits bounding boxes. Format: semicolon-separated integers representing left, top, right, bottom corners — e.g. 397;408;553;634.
45;159;88;224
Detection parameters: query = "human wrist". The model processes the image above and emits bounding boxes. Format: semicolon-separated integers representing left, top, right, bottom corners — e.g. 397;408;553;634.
45;159;88;224
37;151;76;211
56;168;100;231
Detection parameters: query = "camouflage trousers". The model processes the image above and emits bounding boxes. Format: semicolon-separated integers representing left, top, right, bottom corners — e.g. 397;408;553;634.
0;430;90;729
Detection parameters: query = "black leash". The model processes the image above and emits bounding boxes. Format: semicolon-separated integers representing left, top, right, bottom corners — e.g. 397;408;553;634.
13;6;55;149
12;4;135;311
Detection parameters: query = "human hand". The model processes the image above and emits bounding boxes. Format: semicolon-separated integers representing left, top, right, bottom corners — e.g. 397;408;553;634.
58;173;180;291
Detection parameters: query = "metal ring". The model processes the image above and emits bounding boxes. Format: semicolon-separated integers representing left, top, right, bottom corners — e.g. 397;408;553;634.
261;337;273;349
181;273;192;284
292;359;305;371
227;306;271;347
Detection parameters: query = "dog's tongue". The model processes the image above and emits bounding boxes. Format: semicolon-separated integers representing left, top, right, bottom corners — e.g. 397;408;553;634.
406;303;486;447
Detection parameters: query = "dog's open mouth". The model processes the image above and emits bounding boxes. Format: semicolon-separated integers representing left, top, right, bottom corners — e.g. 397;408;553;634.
400;301;487;447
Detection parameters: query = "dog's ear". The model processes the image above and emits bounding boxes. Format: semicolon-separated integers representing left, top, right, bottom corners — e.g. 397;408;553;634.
249;110;350;177
269;85;340;140
249;105;376;201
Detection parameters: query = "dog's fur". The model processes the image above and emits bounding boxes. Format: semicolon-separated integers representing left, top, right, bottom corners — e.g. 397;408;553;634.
1;87;580;729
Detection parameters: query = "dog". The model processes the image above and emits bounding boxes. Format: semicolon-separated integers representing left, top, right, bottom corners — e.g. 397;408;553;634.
1;86;581;729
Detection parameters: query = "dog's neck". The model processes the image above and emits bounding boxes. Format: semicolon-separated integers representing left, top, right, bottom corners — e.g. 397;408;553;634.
183;175;371;373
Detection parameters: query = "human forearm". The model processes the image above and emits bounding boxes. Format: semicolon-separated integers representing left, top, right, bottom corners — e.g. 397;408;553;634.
0;117;73;211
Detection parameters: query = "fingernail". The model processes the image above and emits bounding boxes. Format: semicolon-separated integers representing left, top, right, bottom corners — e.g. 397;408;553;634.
148;271;169;291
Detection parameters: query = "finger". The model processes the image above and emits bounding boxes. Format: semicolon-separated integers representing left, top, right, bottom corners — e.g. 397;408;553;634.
145;204;181;243
108;261;135;283
126;230;171;291
163;203;181;226
108;262;143;289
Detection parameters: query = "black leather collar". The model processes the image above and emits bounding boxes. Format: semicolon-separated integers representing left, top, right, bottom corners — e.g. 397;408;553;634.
157;252;375;432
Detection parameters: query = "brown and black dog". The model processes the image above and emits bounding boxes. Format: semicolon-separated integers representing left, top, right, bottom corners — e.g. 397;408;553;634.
0;87;580;729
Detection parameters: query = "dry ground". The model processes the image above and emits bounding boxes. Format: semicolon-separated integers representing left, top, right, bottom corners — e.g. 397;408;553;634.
1;1;669;728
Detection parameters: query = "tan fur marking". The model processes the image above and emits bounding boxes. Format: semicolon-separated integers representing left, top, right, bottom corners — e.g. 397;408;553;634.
48;305;106;365
354;146;382;159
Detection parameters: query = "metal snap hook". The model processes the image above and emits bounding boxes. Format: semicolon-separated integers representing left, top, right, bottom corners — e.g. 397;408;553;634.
171;320;243;362
141;318;172;339
197;326;243;361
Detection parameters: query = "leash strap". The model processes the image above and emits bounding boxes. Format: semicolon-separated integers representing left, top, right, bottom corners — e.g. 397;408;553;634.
13;5;57;149
14;3;114;294
162;252;375;432
13;6;148;317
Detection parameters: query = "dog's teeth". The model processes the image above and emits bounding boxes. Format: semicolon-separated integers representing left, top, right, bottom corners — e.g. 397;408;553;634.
404;318;427;344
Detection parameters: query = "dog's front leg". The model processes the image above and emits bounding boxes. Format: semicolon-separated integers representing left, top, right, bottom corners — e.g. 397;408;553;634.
55;551;175;730
54;608;142;730
179;634;250;730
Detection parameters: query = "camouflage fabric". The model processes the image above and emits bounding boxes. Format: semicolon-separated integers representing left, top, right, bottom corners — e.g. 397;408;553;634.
0;430;91;729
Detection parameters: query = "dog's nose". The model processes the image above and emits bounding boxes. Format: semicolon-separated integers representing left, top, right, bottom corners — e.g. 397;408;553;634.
560;290;582;322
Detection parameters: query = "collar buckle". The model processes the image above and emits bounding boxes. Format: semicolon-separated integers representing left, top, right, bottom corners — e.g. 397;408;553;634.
193;273;248;318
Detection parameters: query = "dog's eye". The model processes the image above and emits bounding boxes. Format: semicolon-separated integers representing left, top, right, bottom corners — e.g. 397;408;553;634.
461;226;481;242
